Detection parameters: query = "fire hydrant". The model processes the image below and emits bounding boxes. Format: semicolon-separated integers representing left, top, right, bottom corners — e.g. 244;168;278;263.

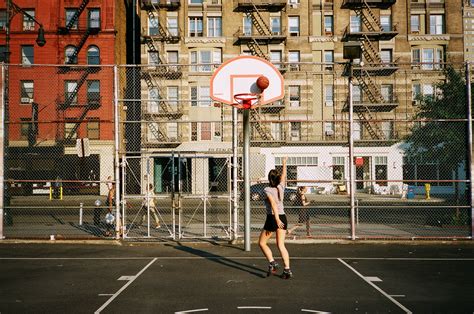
425;183;431;200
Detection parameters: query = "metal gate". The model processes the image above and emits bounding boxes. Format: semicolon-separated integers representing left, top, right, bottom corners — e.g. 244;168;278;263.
122;154;233;240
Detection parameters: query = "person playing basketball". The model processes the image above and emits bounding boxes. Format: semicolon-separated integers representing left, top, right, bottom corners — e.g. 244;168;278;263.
258;157;293;279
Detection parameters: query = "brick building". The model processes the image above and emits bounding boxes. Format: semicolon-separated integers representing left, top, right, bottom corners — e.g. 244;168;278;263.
0;0;126;195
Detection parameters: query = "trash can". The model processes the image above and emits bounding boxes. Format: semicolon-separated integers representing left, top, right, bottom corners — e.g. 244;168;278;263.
407;186;415;199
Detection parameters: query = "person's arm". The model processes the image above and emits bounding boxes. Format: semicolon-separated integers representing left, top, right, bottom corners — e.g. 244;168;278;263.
267;194;284;229
281;157;287;186
107;191;113;213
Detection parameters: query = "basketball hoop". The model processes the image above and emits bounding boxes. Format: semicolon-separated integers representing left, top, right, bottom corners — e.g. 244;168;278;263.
233;93;259;110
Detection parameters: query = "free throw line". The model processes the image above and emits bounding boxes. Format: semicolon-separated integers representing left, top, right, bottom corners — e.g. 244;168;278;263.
94;258;157;314
338;258;412;314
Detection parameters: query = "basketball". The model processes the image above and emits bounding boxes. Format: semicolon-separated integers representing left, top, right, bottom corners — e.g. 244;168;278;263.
256;76;270;91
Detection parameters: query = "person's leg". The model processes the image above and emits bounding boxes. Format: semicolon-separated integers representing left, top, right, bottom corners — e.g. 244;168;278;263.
306;219;311;236
258;230;274;262
151;207;160;227
276;228;290;269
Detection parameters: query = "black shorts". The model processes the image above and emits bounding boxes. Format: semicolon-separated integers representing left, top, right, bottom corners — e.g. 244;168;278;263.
263;214;288;232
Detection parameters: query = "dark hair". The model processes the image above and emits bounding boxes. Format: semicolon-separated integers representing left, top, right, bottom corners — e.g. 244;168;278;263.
268;169;282;201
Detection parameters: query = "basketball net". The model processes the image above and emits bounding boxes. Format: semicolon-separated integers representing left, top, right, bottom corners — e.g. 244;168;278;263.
233;93;260;110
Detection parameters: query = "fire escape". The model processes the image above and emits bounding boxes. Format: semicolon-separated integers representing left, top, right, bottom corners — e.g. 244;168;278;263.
56;0;101;143
233;0;287;142
140;0;182;147
342;0;398;140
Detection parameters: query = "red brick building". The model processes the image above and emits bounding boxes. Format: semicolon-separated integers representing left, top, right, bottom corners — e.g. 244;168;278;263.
0;0;126;195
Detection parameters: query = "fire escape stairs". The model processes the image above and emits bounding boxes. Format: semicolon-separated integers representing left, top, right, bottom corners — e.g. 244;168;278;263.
246;39;268;60
59;0;90;34
354;1;383;33
66;28;93;64
64;103;95;142
61;71;90;109
360;34;382;64
250;110;273;141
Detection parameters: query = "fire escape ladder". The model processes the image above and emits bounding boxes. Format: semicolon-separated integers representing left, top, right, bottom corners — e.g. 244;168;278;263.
246;39;268;60
146;117;168;142
356;110;385;140
65;104;93;141
63;71;89;108
64;0;90;32
355;70;384;104
142;72;173;117
67;28;92;64
355;3;382;33
250;110;273;141
361;35;382;64
246;5;271;36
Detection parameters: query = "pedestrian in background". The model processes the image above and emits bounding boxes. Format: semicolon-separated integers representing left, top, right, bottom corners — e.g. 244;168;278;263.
258;157;293;279
141;183;161;229
288;186;312;237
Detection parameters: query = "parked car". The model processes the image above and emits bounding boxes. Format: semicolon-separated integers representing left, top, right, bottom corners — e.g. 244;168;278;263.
240;183;298;202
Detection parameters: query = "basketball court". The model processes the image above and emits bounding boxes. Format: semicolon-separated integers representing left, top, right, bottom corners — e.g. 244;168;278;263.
0;241;472;313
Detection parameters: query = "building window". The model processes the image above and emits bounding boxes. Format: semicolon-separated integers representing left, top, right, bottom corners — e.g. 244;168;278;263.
412;82;421;104
380;15;391;32
354;121;362;140
190;49;221;72
191;122;198;141
149;15;159;36
189;17;203;37
325;85;334;106
288;16;300;36
271;123;283;141
353;85;362;103
201;122;211;140
65;9;79;29
324;15;333;34
87;118;100;139
168;16;178;36
429;15;444;35
190;86;211;107
88;9;100;29
87;46;100;65
20;119;32;140
411;15;420;33
289;85;300;107
381;122;393;140
324;50;334;70
290;122;301;141
65;45;77;64
87;80;100;104
412;47;444;70
207;17;222;37
149;51;160;65
270;17;281;35
381;84;393;102
190;0;203;3
20;81;34;103
243;16;252;36
149;88;160;113
65;81;78;104
380;49;392;64
214;122;221;139
325;122;334;137
0;10;6;30
168;123;178;141
23;10;35;31
21;45;34;65
350;15;361;32
65;120;77;139
168;86;179;110
0;45;5;63
332;157;345;180
270;50;282;68
289;50;300;71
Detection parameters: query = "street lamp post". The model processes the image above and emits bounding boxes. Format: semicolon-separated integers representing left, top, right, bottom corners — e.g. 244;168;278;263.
0;0;46;239
343;41;361;241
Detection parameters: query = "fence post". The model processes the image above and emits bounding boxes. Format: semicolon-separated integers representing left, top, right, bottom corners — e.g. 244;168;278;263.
0;64;5;240
232;106;238;241
348;63;356;240
466;62;474;239
79;203;83;226
114;65;121;239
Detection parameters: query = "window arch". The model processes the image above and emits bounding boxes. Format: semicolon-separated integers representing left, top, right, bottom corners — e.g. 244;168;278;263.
87;45;100;65
65;45;77;64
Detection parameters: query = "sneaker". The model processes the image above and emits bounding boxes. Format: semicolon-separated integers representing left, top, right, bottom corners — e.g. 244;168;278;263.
281;268;293;279
155;225;161;229
266;261;279;277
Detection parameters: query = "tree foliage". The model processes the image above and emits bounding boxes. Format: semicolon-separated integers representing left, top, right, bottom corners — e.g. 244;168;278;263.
404;66;468;171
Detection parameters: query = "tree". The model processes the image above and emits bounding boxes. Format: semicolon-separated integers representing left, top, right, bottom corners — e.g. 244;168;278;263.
404;66;468;221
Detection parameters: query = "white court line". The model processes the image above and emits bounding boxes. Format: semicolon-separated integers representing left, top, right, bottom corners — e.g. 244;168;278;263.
338;258;412;314
237;306;272;309
175;309;208;313
94;258;157;314
390;295;406;298
301;309;331;313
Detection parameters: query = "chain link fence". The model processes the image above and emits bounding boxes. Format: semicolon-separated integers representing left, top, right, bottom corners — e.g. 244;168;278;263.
0;62;472;240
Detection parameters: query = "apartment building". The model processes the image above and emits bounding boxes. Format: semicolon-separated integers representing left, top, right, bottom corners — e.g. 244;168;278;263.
0;0;126;195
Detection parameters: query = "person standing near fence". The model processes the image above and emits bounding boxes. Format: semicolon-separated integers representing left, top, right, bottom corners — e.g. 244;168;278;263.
258;157;293;279
288;186;312;237
141;183;161;229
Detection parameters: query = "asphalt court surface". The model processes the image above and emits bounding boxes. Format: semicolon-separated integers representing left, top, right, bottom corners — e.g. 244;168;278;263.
0;242;473;313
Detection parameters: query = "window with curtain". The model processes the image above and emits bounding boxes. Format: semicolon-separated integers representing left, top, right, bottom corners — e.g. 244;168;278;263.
288;16;300;36
207;17;222;37
88;9;100;28
168;16;178;36
189;17;203;37
271;17;281;35
22;45;34;65
20;81;34;103
429;15;444;34
23;10;35;31
149;16;159;36
87;46;100;65
65;9;79;29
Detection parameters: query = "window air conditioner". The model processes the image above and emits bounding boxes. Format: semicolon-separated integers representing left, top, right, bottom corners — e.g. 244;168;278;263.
289;3;298;8
290;100;300;107
21;97;33;103
325;130;334;136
